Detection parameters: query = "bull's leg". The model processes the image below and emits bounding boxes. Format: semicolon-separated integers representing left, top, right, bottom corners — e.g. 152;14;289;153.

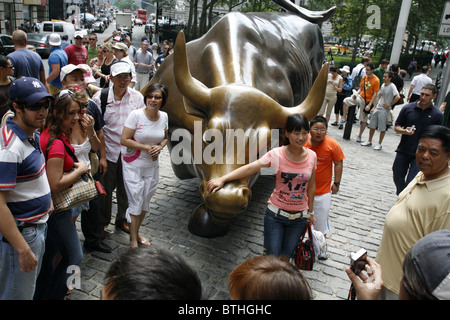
188;204;230;238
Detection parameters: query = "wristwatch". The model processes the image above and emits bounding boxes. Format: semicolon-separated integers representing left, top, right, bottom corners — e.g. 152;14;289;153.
334;182;340;187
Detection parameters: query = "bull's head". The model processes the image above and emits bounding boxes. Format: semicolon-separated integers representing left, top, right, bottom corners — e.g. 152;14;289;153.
173;30;327;222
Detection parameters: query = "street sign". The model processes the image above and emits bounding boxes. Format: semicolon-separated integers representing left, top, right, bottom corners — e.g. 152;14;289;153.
438;2;450;37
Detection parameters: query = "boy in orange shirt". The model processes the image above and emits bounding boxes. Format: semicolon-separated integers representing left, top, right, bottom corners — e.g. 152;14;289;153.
305;116;345;259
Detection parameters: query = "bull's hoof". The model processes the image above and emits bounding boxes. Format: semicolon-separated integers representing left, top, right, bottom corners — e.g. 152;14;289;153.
188;204;230;238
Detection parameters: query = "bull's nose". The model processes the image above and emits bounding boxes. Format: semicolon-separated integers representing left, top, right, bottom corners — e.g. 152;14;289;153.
200;180;252;214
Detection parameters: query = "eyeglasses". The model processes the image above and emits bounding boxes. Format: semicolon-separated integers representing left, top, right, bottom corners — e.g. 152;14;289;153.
22;99;52;111
3;64;14;69
147;94;162;100
311;127;327;133
89;38;96;41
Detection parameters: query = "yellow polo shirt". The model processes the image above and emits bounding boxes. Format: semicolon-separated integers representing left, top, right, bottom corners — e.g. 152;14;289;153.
376;171;450;294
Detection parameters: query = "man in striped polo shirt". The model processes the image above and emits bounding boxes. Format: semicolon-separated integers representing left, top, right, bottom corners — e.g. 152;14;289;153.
0;77;53;300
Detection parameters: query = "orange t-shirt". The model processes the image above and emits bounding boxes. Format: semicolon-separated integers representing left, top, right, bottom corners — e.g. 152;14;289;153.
305;135;345;196
359;75;380;103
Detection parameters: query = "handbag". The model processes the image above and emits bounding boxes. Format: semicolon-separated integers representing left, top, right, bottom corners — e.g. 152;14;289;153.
47;138;101;212
293;221;315;271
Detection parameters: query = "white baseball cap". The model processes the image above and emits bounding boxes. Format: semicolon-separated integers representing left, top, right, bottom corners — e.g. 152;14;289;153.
49;33;61;46
110;62;132;77
60;64;87;81
74;31;84;39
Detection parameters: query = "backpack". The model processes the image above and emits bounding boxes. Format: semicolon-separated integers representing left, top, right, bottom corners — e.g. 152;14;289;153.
353;66;364;90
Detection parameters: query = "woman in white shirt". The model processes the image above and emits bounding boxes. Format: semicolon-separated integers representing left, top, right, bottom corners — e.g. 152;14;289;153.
120;83;169;248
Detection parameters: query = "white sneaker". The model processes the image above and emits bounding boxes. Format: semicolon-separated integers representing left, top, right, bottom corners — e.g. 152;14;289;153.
374;144;382;150
339;119;347;124
361;141;372;146
356;136;362;142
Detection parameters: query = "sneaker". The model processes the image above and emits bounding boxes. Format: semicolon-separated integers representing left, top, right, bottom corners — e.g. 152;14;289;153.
374;144;382;150
361;141;372;146
356;136;362;142
339;119;347;124
331;121;338;126
318;244;329;260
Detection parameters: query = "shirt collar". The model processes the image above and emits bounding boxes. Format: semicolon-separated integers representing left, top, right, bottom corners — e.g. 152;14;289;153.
5;117;41;150
415;171;450;192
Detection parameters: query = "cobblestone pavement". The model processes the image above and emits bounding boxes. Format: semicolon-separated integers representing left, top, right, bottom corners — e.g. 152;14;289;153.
67;66;443;300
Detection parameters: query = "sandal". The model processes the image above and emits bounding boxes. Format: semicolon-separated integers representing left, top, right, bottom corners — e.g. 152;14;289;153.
138;237;151;247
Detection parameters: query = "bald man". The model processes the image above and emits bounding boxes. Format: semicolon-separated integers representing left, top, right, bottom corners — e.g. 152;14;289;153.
7;29;50;93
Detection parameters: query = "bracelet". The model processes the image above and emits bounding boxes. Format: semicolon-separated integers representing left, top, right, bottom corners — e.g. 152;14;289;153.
89;133;97;139
308;211;314;216
334;182;340;187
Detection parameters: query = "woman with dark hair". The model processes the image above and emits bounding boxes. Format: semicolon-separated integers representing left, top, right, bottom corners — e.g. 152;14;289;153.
208;114;316;259
34;89;90;300
120;83;169;248
0;55;15;120
229;255;313;300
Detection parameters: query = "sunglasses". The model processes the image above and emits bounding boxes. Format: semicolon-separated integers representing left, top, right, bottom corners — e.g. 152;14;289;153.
23;99;52;111
3;64;14;69
147;94;162;100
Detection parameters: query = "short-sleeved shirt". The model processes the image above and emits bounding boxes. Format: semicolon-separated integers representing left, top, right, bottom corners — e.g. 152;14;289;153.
48;46;68;88
91;86;145;163
304;135;345;196
0;118;51;222
359;75;380;103
375;82;399;110
40;129;75;172
411;73;432;95
64;44;88;65
376;172;450;294
261;147;317;212
122;108;168;166
394;102;444;156
135;49;154;74
8;49;44;80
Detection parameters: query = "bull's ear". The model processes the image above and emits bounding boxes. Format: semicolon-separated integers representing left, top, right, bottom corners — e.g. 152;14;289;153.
183;97;208;119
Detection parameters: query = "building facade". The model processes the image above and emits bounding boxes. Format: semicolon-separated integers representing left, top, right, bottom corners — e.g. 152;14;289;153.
0;0;49;34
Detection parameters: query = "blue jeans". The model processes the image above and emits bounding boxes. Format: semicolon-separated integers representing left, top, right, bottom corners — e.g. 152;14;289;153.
0;223;47;300
263;206;308;258
34;209;83;300
392;152;419;195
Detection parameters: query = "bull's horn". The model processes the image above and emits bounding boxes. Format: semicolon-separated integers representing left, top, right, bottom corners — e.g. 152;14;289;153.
280;62;328;121
173;30;211;110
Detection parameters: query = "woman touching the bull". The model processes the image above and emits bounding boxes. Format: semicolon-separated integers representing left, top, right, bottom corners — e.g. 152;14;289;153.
120;83;169;248
207;113;316;260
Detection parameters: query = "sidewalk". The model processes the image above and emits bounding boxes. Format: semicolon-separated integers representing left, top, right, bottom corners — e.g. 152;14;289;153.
67;65;442;301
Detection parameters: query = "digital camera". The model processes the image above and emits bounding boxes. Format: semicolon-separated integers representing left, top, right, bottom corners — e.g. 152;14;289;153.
350;249;367;274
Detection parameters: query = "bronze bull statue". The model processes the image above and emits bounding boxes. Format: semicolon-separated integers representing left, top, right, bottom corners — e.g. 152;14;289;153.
146;3;335;237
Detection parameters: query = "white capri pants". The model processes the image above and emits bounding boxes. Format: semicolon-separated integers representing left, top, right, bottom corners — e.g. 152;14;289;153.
122;161;159;223
313;192;331;235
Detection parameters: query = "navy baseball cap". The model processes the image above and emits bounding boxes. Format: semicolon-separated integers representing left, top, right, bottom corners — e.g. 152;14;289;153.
10;77;54;104
411;230;450;300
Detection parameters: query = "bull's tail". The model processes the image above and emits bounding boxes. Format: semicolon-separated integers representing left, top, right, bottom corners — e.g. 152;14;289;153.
273;0;336;24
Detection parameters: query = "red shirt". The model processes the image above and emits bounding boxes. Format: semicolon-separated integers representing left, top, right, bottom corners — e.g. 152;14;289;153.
40;129;75;172
64;44;88;65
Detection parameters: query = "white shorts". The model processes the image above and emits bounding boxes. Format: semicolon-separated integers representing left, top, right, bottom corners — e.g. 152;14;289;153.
313;192;331;235
122;161;159;222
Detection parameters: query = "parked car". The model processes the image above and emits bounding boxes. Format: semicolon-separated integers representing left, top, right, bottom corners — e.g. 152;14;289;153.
0;34;14;56
26;33;52;58
134;18;143;26
92;21;105;33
